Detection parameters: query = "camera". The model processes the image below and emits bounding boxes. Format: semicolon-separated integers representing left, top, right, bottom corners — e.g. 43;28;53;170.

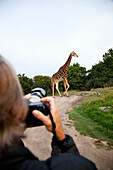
25;88;50;127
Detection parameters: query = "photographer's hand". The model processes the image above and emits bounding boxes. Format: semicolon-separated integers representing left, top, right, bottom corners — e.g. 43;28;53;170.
32;97;65;141
24;94;31;99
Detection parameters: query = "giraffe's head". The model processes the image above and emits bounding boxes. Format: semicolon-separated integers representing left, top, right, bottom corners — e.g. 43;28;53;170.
71;51;78;57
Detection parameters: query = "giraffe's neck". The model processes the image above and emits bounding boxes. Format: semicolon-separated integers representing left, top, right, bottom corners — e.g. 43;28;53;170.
63;54;72;71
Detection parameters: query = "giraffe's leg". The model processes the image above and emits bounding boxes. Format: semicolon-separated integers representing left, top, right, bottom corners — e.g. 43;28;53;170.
56;82;62;97
64;79;70;96
52;79;55;98
64;80;67;96
52;82;55;98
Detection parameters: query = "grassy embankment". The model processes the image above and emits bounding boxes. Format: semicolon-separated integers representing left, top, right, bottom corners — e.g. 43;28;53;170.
67;87;113;148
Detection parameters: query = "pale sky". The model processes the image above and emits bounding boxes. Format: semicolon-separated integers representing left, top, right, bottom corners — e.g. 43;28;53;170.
0;0;113;78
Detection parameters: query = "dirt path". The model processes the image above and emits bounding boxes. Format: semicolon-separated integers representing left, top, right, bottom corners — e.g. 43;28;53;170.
23;95;113;170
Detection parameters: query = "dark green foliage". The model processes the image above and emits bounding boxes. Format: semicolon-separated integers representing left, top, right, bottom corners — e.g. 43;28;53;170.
18;74;33;94
86;48;113;90
67;63;86;90
32;75;51;95
18;74;51;95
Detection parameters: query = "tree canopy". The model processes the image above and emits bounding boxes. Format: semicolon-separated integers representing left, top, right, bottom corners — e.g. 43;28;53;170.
18;74;33;94
32;75;51;95
67;63;86;90
86;48;113;90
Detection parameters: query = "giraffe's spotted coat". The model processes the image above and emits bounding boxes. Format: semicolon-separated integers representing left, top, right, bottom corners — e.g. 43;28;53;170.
51;51;78;97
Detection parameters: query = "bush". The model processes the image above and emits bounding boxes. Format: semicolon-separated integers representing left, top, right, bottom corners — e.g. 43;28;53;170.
32;75;52;95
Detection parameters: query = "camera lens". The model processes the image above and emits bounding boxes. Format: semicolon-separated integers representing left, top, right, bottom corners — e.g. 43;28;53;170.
29;88;47;103
29;92;41;103
25;87;48;127
31;88;46;97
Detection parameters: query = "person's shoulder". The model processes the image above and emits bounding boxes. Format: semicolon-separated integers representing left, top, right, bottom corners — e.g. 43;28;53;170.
46;153;97;170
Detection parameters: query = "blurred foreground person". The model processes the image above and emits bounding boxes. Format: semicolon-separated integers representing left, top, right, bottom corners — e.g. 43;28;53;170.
0;55;97;170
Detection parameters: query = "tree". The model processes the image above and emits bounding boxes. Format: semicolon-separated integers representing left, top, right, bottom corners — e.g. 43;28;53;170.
32;75;51;95
18;74;33;94
86;48;113;90
103;49;113;78
67;63;86;90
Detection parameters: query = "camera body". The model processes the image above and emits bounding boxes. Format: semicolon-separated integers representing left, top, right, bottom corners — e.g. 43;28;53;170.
25;88;50;127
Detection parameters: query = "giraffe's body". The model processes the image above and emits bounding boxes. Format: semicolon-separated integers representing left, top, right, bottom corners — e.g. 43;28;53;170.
51;51;78;97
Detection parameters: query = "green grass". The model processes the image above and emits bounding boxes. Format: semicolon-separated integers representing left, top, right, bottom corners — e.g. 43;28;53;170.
67;87;113;146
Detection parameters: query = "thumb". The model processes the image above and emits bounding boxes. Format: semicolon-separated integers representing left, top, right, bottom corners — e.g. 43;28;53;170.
32;110;51;126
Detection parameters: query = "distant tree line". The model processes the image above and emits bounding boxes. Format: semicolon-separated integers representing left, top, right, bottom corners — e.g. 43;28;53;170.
18;48;113;94
85;48;113;90
18;74;51;95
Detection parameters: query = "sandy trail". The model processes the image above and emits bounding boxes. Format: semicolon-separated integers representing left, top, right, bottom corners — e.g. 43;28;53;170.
23;95;113;170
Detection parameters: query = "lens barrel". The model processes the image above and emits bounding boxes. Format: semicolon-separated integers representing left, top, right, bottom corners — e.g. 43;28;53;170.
25;88;49;127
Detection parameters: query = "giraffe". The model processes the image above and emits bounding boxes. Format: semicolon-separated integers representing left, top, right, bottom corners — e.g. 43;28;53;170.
51;51;78;97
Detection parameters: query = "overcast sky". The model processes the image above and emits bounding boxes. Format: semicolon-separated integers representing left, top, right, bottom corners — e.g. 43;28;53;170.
0;0;113;78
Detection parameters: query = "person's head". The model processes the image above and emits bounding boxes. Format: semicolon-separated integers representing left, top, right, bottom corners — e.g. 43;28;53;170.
0;55;28;150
